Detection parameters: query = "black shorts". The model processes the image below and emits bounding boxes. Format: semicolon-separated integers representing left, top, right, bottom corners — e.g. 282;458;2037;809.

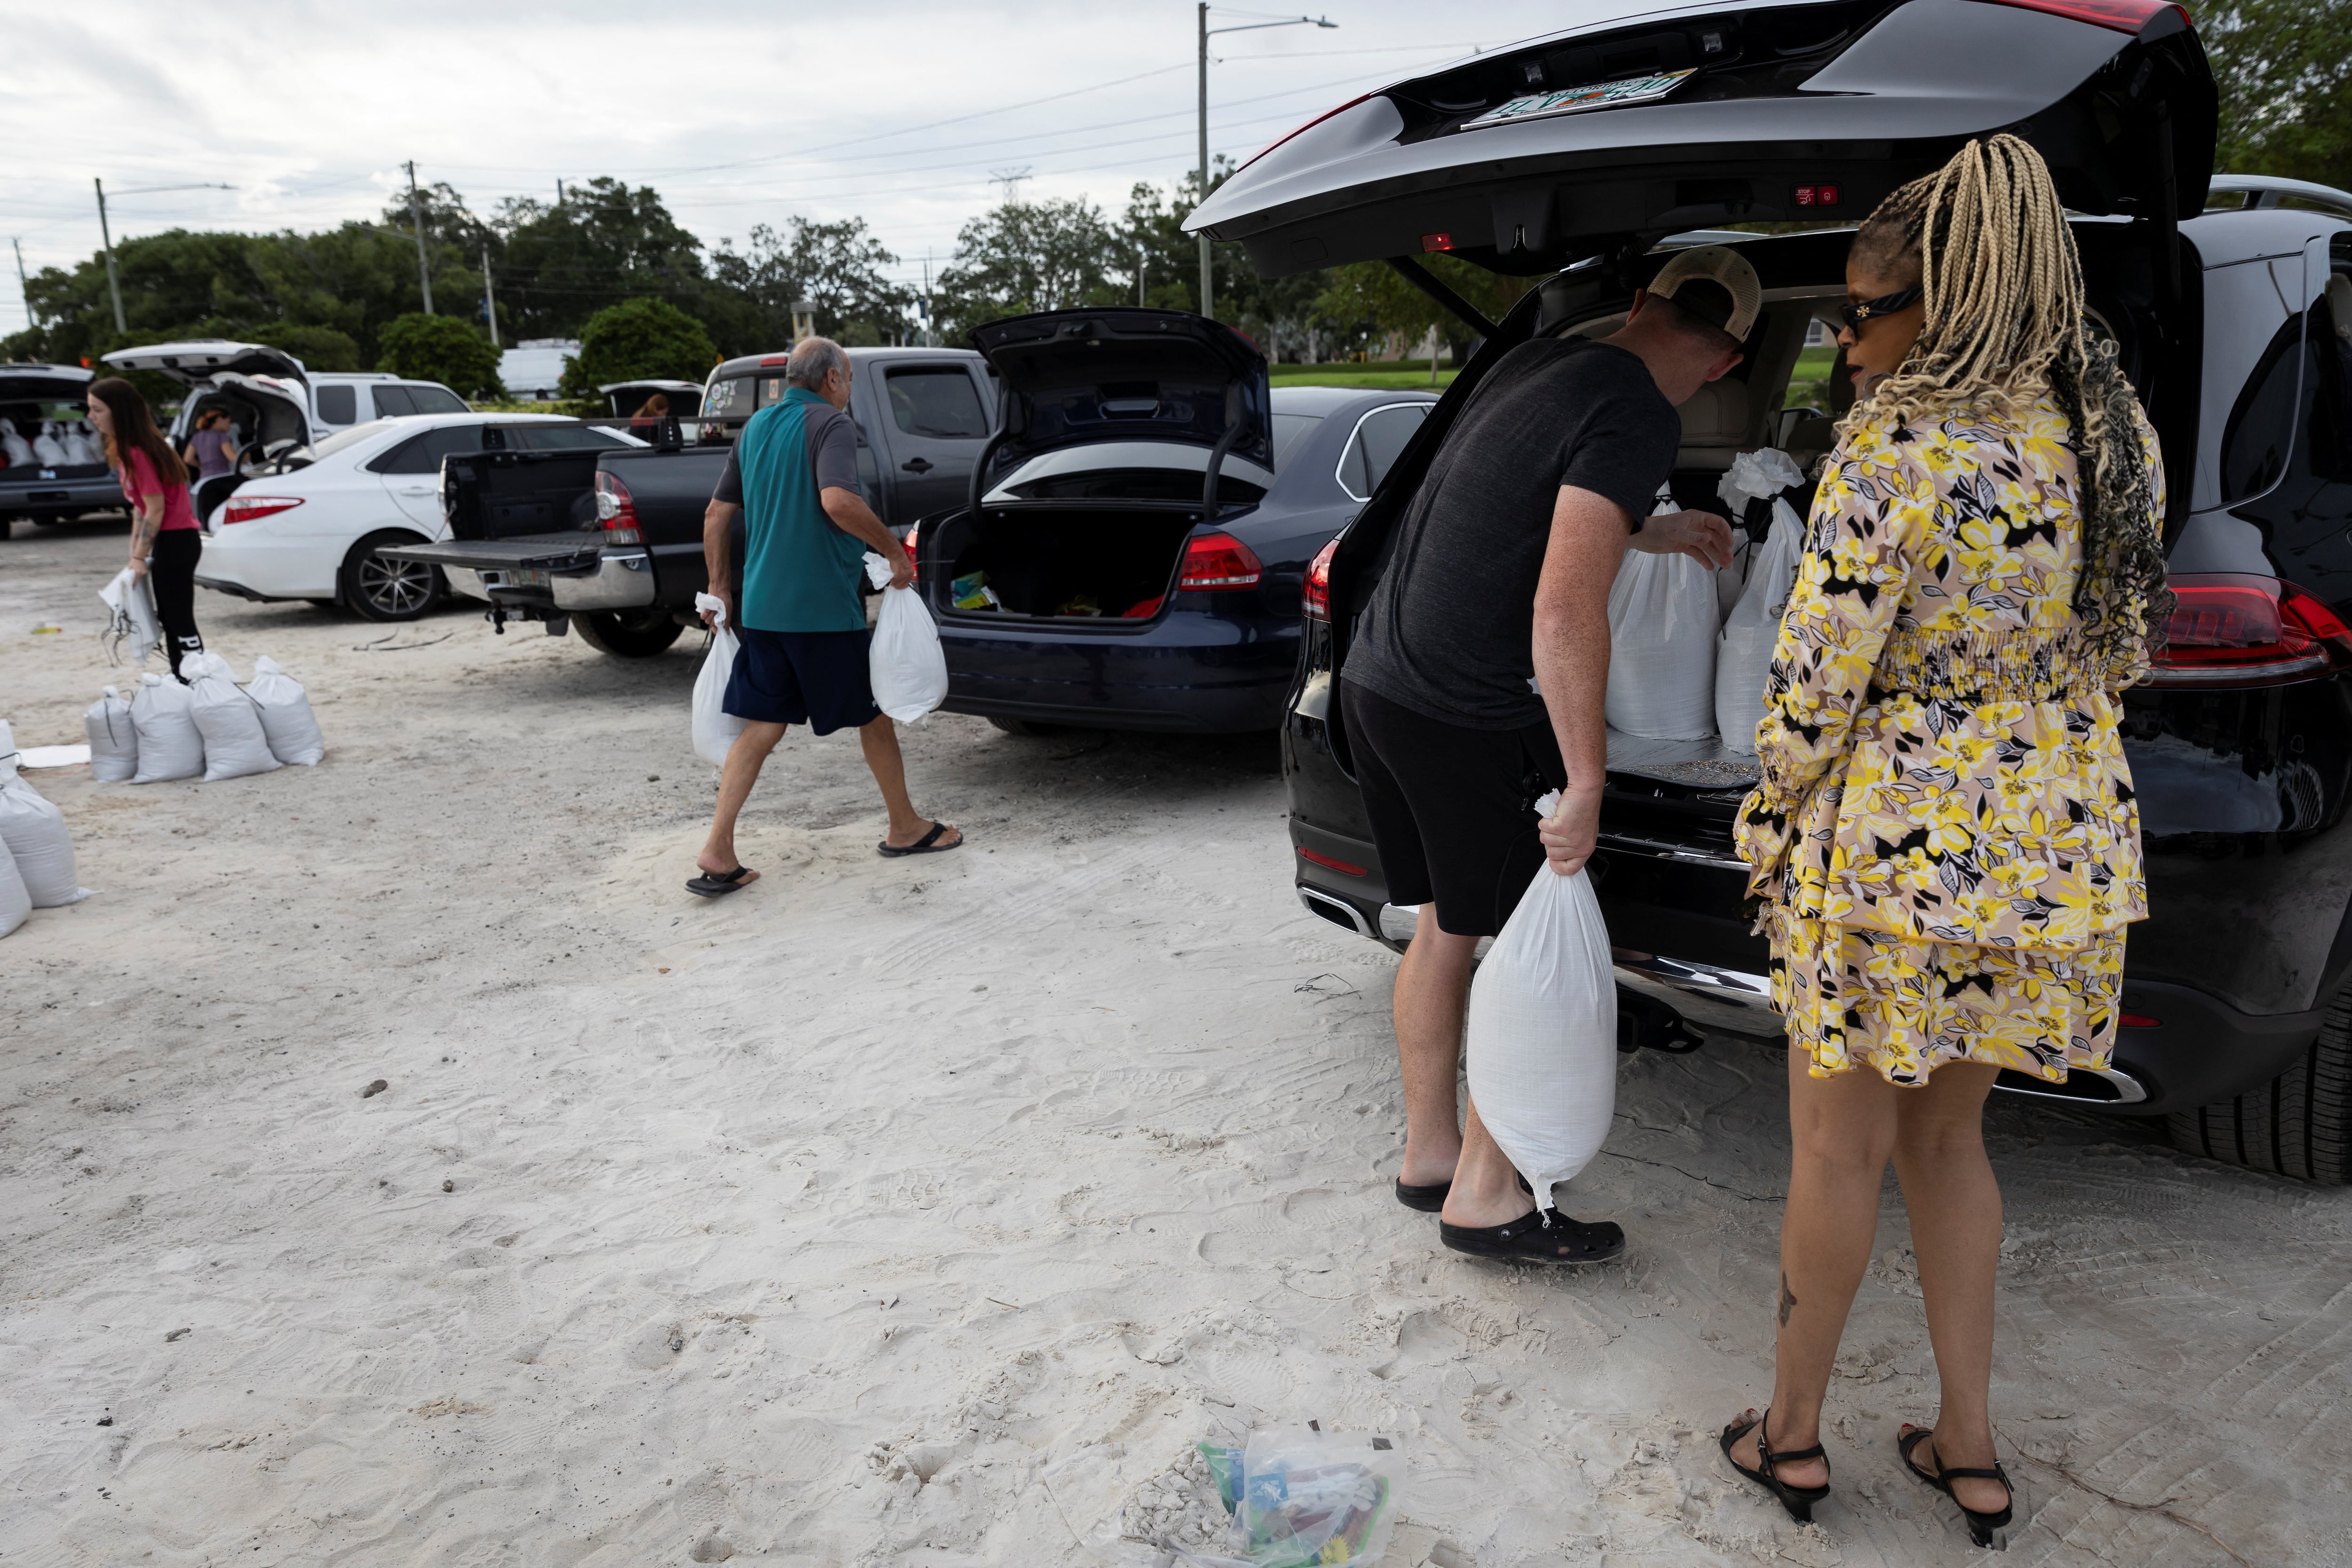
1341;677;1565;937
724;627;882;736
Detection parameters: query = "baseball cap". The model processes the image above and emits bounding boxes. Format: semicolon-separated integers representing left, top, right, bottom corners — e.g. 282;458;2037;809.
1647;244;1763;341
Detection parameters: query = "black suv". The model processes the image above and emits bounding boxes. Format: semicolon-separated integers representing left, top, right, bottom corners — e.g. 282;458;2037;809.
1191;0;2352;1182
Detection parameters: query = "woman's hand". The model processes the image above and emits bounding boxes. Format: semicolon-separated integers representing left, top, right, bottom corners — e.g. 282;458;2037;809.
1632;508;1735;570
1538;784;1604;877
128;554;150;582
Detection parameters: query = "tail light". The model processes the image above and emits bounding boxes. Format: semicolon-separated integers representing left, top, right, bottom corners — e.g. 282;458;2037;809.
1178;531;1263;591
219;495;303;525
2120;1013;2161;1028
1303;538;1338;621
2143;573;2352;689
593;470;642;544
1980;0;2188;31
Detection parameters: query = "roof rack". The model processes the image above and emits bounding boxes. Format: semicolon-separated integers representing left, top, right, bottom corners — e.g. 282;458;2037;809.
2206;174;2352;220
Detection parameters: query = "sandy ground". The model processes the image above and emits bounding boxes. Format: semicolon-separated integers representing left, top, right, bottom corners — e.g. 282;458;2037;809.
2;515;2349;1568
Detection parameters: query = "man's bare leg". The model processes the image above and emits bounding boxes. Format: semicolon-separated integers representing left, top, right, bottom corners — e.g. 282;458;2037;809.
1438;1094;1537;1226
858;713;961;850
697;721;786;880
1395;921;1478;1187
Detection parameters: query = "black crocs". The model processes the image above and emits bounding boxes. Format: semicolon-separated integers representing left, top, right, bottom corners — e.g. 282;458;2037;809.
1439;1209;1624;1264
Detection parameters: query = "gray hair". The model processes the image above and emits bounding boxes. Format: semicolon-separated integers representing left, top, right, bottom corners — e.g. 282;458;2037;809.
785;335;848;389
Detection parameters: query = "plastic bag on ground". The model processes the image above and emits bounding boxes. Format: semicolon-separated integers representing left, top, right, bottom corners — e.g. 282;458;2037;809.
1605;491;1719;739
244;656;326;766
1714;497;1807;756
1173;1428;1404;1568
0;725;91;906
99;567;163;666
128;672;205;784
183;653;281;782
692;593;746;768
85;686;139;783
0;834;27;937
865;551;949;725
1464;792;1618;1202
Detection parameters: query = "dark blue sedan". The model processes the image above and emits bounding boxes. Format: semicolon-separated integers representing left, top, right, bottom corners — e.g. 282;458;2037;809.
914;308;1436;733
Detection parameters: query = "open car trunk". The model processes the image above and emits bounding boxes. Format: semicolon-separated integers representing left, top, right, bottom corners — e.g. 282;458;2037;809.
0;370;107;482
927;501;1198;622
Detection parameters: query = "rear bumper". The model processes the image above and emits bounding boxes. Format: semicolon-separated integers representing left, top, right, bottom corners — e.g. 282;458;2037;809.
0;477;125;515
939;615;1296;733
1290;821;2324;1119
383;538;657;613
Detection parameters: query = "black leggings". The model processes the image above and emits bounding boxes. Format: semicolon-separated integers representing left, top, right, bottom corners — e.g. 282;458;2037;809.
151;527;204;679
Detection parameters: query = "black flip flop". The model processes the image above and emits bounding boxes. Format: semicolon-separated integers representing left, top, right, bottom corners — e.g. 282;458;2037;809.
1440;1209;1624;1264
686;865;755;898
878;822;963;857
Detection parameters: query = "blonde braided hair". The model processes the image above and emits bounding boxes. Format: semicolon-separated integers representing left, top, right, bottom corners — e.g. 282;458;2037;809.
1845;135;2170;672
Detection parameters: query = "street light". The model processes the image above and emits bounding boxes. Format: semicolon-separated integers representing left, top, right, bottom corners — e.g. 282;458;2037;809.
1198;6;1335;323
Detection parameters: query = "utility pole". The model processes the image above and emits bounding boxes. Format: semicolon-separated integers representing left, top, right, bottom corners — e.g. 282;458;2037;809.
405;161;434;314
482;244;499;347
13;238;35;330
922;251;935;348
1196;8;1335;323
94;178;126;333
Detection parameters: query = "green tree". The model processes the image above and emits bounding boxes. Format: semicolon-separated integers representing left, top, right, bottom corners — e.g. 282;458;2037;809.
492;179;711;342
248;323;362;372
377;313;503;398
1314;255;1533;365
559;298;717;400
935;197;1126;339
705;217;913;348
2207;0;2352;191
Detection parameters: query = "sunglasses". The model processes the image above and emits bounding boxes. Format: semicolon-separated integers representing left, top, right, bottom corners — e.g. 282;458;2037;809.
1838;286;1923;329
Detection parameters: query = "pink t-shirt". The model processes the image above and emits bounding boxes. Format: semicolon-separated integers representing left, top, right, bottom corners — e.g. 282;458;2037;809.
120;447;198;531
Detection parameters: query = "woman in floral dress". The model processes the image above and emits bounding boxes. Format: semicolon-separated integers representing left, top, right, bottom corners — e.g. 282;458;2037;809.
1715;136;2170;1547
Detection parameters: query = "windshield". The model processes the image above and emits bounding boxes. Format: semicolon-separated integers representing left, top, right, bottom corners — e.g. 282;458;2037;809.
1270;412;1320;473
305;420;395;459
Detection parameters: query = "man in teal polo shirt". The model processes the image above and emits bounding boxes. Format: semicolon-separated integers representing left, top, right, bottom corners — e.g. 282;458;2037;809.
689;336;963;896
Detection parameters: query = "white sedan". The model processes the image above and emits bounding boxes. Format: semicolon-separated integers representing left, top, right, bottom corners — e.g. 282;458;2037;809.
196;413;642;622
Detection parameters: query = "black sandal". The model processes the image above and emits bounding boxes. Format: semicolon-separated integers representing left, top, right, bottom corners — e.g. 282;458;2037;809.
1438;1208;1622;1264
1720;1408;1832;1522
1396;1172;1530;1213
878;822;963;857
685;865;755;898
1898;1425;2014;1550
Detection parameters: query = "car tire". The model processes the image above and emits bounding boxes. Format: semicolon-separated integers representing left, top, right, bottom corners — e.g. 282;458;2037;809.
573;608;685;658
340;531;443;622
2167;982;2352;1184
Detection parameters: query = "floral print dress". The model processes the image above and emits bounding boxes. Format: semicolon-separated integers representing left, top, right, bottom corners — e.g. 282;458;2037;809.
1735;393;2163;1086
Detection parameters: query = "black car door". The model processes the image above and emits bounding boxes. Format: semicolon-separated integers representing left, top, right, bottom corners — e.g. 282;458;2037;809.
873;359;994;518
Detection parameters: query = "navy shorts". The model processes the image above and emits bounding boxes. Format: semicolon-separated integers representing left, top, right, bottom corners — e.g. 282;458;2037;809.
724;627;881;736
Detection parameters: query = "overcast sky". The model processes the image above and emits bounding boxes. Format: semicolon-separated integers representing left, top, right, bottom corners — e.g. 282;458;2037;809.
1;0;1625;338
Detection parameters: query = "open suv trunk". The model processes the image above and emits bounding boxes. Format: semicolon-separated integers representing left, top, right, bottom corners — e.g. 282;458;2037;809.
1193;2;2352;1164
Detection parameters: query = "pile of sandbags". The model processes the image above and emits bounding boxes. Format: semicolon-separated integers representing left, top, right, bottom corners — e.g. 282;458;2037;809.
102;655;326;785
0;721;93;937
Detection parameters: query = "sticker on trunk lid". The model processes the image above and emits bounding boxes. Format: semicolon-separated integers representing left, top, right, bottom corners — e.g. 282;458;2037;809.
1464;68;1695;129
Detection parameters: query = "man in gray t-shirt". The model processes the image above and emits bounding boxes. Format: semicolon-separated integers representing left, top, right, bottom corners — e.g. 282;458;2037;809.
1343;245;1759;1266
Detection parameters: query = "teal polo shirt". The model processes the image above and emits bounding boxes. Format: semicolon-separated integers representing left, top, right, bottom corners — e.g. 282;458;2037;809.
727;387;867;633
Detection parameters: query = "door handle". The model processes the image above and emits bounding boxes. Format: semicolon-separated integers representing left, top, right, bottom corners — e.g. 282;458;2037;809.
901;458;933;474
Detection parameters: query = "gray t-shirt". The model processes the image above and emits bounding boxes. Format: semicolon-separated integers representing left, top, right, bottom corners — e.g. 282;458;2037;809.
1343;339;1680;729
710;402;859;504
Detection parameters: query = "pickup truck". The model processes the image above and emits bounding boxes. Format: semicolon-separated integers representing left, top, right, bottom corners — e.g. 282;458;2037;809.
386;347;996;657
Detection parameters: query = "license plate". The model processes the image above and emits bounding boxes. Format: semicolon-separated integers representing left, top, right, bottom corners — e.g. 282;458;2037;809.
506;569;552;587
1464;68;1695;129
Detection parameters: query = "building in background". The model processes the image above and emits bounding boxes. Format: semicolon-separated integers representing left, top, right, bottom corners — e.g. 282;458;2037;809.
499;339;580;403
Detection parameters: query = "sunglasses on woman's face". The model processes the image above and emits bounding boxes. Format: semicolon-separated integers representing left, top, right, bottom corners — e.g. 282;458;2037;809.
1839;286;1923;329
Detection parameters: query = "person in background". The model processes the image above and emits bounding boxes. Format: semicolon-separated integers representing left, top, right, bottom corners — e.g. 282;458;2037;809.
687;336;962;896
181;407;237;489
631;391;672;434
1343;245;1753;1263
87;377;205;678
1714;136;2166;1550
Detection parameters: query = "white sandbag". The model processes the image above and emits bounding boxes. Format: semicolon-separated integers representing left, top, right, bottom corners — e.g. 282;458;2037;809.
243;656;325;766
0;833;27;938
32;422;66;464
1714;498;1808;755
1606;496;1720;740
864;552;948;725
183;653;280;781
129;672;205;784
1464;792;1619;1199
0;741;92;907
692;593;747;769
100;567;163;666
0;423;32;466
84;687;139;783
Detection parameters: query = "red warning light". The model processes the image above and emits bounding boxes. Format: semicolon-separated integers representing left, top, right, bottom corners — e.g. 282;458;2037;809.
1421;232;1454;252
1795;184;1842;208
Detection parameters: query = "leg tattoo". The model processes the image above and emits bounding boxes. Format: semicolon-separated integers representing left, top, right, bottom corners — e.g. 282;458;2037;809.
1779;1272;1798;1328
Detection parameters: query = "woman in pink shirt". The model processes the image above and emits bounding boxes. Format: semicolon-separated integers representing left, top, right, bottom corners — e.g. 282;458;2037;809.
87;377;204;677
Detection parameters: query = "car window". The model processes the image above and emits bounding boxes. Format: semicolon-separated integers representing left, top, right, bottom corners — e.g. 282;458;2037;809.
885;365;989;439
314;385;358;425
307;420;393;459
757;376;788;410
371;423;488;475
1335;404;1429;501
516;425;631;451
406;385;468;414
703;376;753;420
371;385;417;418
1270;412;1321;473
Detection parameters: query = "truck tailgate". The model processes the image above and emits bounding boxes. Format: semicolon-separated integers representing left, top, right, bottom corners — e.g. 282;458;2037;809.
377;535;604;573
